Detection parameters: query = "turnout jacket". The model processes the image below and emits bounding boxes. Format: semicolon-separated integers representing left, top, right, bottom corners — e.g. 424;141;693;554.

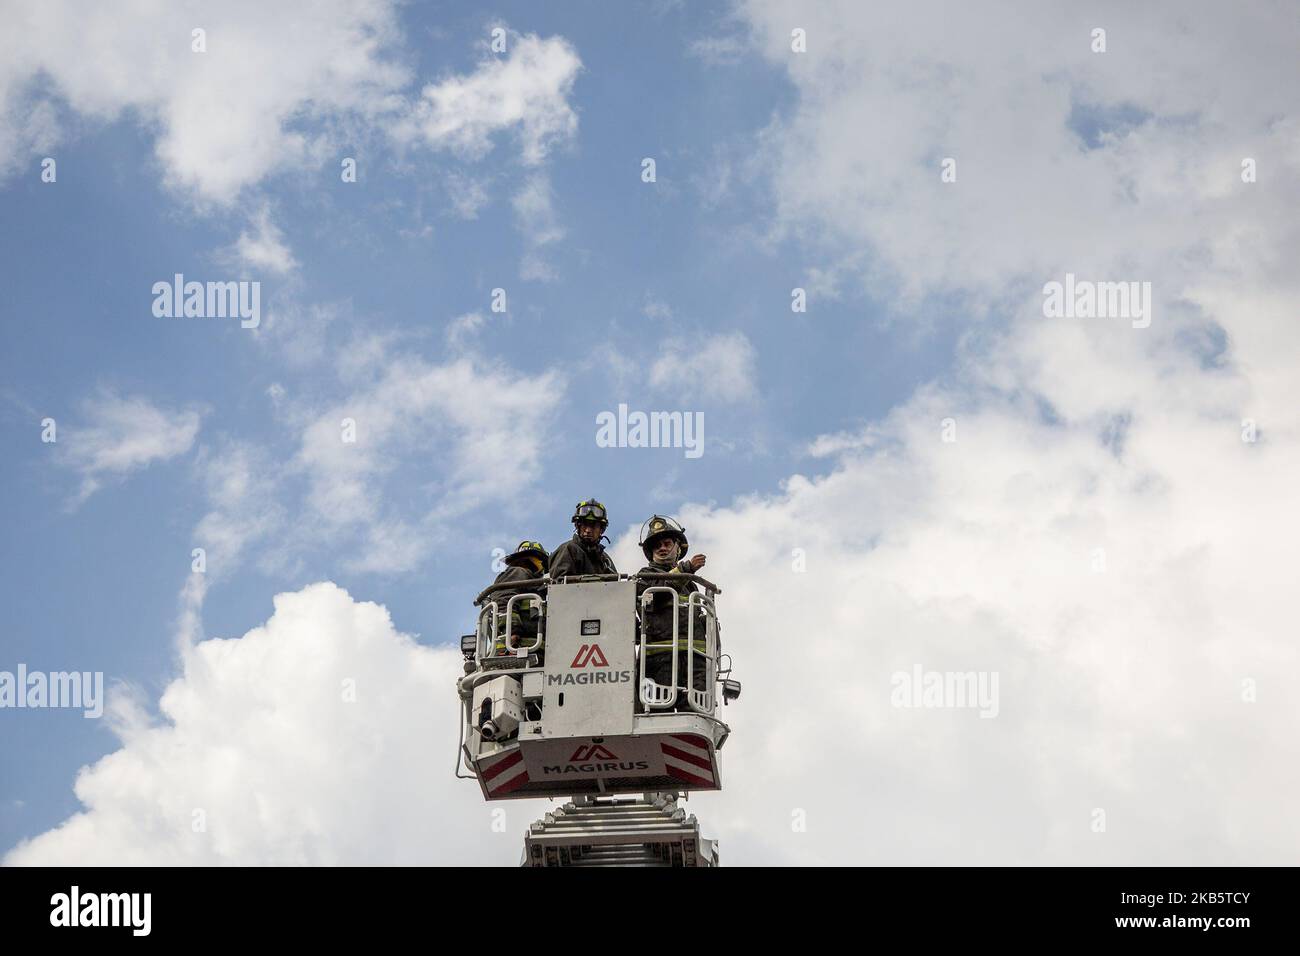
490;563;545;652
635;559;707;652
549;535;618;579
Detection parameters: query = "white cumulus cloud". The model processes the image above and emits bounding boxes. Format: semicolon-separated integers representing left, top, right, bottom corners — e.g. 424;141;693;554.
636;0;1300;863
0;1;413;204
3;583;530;865
609;363;1298;863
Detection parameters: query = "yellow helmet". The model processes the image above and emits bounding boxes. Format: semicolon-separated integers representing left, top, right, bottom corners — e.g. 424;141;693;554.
505;540;549;566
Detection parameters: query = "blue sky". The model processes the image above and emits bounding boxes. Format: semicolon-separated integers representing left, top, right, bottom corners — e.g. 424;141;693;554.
2;1;1296;865
0;1;950;854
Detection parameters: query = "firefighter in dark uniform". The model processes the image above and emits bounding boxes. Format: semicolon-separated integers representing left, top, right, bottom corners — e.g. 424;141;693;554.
490;540;549;658
549;499;618;579
635;515;710;704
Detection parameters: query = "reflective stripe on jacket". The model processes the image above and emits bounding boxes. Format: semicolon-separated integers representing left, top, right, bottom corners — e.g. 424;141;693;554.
636;560;708;654
491;564;545;653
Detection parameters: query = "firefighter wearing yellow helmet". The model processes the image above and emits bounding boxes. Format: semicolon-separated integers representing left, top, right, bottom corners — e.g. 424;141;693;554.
491;540;549;657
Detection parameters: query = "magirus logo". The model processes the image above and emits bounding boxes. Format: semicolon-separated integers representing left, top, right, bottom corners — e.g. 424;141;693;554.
570;744;618;760
543;742;651;775
554;643;630;687
547;669;632;686
570;644;609;668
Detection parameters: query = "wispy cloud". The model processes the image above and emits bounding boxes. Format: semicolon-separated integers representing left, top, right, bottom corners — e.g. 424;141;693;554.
223;205;297;275
649;331;758;402
175;441;286;648
512;173;566;281
59;390;202;506
444;311;485;349
397;31;581;165
293;351;563;573
687;34;748;65
442;171;492;220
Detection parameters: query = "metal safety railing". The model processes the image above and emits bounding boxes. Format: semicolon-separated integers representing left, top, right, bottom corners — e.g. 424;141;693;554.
473;572;719;605
637;587;718;714
475;575;549;606
476;593;546;663
468;573;723;687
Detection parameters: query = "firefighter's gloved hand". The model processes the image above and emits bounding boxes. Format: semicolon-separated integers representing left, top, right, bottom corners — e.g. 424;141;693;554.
688;554;707;571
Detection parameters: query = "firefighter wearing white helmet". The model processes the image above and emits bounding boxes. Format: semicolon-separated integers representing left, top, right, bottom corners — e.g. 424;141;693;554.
635;515;710;703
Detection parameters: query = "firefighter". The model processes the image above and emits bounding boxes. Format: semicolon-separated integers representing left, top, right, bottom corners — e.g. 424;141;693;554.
549;499;618;579
490;540;549;657
635;515;710;706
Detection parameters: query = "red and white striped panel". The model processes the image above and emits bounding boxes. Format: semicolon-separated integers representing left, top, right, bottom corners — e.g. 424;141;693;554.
479;747;530;796
661;733;715;788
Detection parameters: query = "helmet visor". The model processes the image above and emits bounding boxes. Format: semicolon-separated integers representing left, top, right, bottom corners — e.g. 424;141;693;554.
575;503;607;522
639;514;684;542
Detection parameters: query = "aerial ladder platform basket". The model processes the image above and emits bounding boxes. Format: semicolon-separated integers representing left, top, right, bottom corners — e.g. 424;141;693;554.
455;573;739;867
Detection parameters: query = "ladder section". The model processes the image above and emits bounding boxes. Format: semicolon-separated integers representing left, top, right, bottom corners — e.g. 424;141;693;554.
521;793;717;867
